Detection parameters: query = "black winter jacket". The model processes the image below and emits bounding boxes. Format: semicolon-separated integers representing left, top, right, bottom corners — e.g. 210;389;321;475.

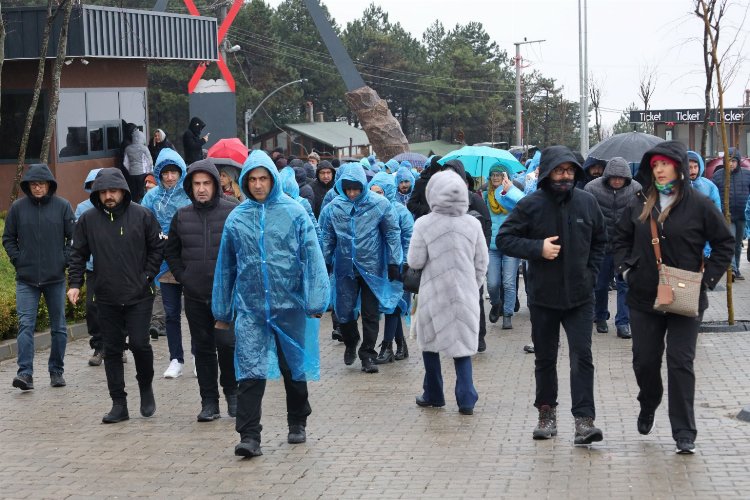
2;164;75;286
68;168;164;305
615;141;734;313
165;160;236;303
711;165;750;221
407;170;433;220
182;116;206;165
497;146;607;309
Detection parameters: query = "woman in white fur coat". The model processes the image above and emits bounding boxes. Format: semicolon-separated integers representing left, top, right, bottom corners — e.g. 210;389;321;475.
407;170;489;414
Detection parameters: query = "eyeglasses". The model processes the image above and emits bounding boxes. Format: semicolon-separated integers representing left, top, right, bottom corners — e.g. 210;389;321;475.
551;167;577;177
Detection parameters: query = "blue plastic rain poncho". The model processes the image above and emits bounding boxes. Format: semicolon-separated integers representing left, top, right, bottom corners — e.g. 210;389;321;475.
140;148;191;277
212;150;329;382
394;166;415;207
482;165;525;250
319;164;403;320
279;167;321;241
74;168;102;272
521;150;541;194
688;151;721;211
385;159;400;174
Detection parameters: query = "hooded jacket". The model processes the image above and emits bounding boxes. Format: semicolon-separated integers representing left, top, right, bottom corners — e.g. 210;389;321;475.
165;160;237;303
435;159;493;247
482;164;525;251
584;157;642;253
711;150;750;221
2;164;75;286
319;164;403;319
292;165;315;207
577;156;607;188
407;171;488;358
75;168;103;272
497;145;607;309
368;171;414;266
685;151;721;212
68;168;164;305
395;166;415;206
148;129;175;163
311;160;335;218
614;141;734;313
407;160;438;220
212;150;329;382
320;164;348;213
182;116;206;165
279;167;321;240
123;130;153;176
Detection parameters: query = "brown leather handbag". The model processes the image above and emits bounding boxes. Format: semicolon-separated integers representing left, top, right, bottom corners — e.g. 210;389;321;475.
650;217;703;317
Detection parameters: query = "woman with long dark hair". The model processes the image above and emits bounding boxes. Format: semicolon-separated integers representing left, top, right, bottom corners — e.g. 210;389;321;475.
613;141;733;454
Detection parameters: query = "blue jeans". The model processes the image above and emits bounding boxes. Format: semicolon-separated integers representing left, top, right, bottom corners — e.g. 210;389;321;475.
16;281;67;376
487;248;519;316
594;254;630;326
421;351;478;410
160;282;184;363
728;219;745;274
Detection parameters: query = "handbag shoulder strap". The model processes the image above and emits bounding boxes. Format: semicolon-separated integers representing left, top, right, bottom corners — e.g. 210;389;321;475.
650;216;663;264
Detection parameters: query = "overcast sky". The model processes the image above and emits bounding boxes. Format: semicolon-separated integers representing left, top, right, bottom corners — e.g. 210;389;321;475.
265;0;750;128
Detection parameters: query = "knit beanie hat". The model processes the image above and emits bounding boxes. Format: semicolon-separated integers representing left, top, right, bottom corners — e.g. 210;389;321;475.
650;155;677;168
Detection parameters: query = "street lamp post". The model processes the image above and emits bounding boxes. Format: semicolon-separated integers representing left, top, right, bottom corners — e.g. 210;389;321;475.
244;78;307;147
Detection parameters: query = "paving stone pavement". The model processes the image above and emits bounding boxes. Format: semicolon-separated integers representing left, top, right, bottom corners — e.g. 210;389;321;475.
2;273;750;499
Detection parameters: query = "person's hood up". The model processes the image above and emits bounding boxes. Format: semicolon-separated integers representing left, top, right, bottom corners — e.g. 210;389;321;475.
634;140;690;191
395;166;415;193
90;167;131;209
335;163;369;203
316;160;335;177
155;129;167;142
183;159;221;203
385;159;399;173
188;116;206;136
399;160;412;170
527;151;542;173
275;157;288;170
582;156;607;175
368;171;397;202
602;157;633;185
426;170;469;217
20;163;57;199
239;150;281;204
687;150;705;177
289;158;305;170
83;168;103;193
372;161;384;174
132;129;147;146
293;166;308;187
368;154;377;167
154;148;188;189
537;146;584;186
303;162;316;180
279;166;301;200
219;166;239;183
442;159;466;181
729;147;742;162
359;157;371;170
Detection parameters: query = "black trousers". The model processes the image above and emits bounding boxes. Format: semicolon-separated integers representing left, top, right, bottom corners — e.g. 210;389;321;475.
184;297;237;404
235;336;311;443
98;298;155;402
630;308;701;441
478;285;486;341
529;301;596;418
85;270;102;351
339;276;380;360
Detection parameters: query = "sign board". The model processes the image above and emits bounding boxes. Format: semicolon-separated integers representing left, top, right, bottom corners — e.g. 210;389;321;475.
629;108;750;124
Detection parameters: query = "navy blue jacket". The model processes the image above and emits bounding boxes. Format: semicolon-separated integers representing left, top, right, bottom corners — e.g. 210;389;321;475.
712;165;750;221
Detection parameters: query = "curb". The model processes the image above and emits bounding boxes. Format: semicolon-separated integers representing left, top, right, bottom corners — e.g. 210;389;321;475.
737;404;750;422
698;320;750;333
0;322;89;363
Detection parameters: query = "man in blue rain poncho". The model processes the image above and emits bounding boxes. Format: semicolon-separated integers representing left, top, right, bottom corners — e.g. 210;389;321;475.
395;165;415;207
319;164;403;374
368;172;413;365
279;167;321;240
212;150;329;458
141;149;191;379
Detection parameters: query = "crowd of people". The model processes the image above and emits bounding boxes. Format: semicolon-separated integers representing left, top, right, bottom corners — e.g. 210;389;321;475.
3;118;743;457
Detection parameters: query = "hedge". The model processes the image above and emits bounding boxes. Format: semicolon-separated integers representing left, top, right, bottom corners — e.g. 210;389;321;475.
0;217;87;341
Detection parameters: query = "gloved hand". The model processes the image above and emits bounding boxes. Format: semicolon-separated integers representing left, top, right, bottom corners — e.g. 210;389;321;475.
388;264;401;282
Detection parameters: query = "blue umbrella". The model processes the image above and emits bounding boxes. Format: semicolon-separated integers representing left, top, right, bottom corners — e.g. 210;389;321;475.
438;146;525;178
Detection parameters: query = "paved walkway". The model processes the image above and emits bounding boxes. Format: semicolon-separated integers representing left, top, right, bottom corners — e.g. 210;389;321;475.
2;273;750;498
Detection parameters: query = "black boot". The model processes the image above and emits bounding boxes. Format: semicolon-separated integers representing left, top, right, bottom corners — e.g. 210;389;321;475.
102;401;130;424
361;357;379;373
394;338;409;360
488;304;501;323
226;392;238;418
197;400;221;422
502;315;513;330
375;342;394;364
287;424;307;444
139;385;156;418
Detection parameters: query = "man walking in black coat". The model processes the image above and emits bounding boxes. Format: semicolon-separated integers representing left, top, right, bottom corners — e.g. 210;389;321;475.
67;168;164;423
165;160;238;422
182;116;209;165
498;145;607;445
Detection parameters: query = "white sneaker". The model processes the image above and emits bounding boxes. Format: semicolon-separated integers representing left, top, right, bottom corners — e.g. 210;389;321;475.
163;359;183;378
192;355;197;377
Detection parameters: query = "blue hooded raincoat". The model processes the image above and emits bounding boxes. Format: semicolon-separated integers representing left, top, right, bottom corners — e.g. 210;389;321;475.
319;164;403;320
688;151;721;211
279;167;321;241
141;148;191;277
394;166;415;206
212;150;329;382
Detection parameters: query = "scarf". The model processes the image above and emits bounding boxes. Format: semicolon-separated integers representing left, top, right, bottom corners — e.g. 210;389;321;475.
488;187;508;215
655;180;677;196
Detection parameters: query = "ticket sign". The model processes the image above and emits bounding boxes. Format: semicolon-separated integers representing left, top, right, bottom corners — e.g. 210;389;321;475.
629;108;750;124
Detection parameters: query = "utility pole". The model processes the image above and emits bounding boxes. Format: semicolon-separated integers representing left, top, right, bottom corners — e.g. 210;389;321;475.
514;39;545;149
578;0;589;155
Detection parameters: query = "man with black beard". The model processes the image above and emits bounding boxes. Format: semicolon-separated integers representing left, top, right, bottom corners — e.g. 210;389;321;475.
497;146;607;446
68;168;164;424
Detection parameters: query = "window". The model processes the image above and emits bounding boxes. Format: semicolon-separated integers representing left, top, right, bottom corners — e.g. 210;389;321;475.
56;88;147;162
0;91;46;161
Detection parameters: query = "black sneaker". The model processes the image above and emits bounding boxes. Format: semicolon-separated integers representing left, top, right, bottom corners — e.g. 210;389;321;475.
595;320;608;333
344;345;357;365
234;439;262;457
523;343;535;354
197;402;220;422
149;327;160;340
616;325;632;339
675;438;696;454
415;395;445;408
361;357;379;373
574;416;603;445
488;304;501;323
637;410;655;435
287;425;306;444
50;373;66;387
12;374;34;391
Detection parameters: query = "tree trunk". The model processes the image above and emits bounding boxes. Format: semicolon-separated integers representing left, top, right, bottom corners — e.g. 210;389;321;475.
345;86;408;159
39;0;73;164
700;19;714;158
11;0;55;203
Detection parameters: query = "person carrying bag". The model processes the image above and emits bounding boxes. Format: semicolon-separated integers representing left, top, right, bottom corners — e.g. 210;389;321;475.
613;141;734;455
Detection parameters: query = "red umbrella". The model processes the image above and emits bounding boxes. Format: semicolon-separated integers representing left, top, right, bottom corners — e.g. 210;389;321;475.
207;138;249;166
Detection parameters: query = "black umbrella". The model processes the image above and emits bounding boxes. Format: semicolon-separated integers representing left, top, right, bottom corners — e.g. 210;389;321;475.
586;132;664;164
